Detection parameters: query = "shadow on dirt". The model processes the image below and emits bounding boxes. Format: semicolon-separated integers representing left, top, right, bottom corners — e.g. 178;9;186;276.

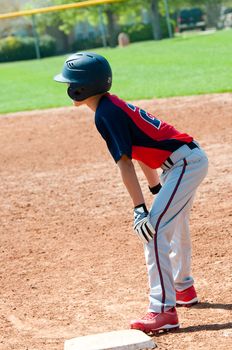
176;322;232;333
193;302;232;311
152;322;232;337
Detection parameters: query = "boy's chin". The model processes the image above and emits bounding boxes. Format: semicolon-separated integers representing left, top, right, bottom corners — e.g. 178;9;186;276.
73;100;83;107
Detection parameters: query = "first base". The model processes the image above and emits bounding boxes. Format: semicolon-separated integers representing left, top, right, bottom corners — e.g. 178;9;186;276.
64;329;156;350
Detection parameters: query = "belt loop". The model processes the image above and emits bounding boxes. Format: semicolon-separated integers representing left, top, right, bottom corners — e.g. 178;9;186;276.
188;141;199;150
166;157;174;166
163;161;171;169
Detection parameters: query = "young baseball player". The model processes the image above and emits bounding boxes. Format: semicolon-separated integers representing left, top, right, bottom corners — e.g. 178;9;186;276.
54;52;208;334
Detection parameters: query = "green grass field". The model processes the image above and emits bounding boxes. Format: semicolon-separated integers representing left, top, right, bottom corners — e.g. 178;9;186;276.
0;29;232;114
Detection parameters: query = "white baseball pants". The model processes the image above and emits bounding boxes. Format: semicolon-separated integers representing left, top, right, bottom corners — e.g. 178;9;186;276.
145;144;208;313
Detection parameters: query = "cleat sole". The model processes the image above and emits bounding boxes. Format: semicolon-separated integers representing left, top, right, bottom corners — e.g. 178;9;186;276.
139;324;180;335
176;300;198;308
149;326;180;335
176;296;198;307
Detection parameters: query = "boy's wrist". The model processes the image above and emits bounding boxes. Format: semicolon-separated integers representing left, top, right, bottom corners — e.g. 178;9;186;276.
134;203;148;213
149;183;162;195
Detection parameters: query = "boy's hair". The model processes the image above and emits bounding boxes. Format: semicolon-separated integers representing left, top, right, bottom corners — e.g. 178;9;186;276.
54;52;112;101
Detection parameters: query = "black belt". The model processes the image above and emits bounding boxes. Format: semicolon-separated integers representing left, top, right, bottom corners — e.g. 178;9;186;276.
187;141;199;150
164;141;199;168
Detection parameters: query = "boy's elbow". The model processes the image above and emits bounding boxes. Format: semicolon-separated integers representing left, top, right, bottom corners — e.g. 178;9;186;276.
117;154;133;170
118;154;130;162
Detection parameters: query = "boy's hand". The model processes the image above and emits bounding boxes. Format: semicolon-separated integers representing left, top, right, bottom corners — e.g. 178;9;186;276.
133;204;155;243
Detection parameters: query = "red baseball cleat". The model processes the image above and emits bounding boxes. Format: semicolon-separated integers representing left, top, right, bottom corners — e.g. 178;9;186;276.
130;307;179;334
176;285;198;307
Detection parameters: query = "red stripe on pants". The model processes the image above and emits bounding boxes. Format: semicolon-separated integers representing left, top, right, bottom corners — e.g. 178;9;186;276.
154;159;187;313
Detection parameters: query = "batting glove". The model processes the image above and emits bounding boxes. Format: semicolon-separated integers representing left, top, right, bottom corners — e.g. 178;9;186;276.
133;204;155;244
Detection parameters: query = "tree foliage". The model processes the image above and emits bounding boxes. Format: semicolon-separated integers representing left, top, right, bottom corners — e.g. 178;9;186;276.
16;0;232;47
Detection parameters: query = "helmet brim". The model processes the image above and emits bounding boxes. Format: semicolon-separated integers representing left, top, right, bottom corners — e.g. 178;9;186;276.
53;73;71;83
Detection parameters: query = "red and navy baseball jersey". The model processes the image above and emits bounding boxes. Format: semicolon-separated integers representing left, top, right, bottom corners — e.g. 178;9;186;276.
95;93;193;169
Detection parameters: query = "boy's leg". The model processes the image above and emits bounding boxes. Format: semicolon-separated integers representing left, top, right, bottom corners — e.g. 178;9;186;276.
130;168;191;333
144;218;177;313
131;147;208;332
170;196;195;291
170;198;199;306
142;148;207;314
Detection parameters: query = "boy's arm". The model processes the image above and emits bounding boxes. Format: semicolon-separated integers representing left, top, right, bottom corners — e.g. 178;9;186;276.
138;161;162;195
117;155;155;243
117;155;145;207
137;161;160;187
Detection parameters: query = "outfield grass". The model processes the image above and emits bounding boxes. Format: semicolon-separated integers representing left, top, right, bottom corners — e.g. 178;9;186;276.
0;29;232;113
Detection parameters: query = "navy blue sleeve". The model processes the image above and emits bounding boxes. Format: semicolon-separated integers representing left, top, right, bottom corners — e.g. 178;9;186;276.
95;108;132;163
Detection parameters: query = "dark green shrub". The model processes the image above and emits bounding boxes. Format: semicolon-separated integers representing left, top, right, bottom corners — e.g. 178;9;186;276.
120;23;153;43
0;35;56;62
160;17;176;38
39;35;56;58
119;19;175;43
0;36;34;62
71;36;103;52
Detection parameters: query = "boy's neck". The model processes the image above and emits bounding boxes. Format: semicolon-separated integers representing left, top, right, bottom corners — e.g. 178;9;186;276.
86;93;106;112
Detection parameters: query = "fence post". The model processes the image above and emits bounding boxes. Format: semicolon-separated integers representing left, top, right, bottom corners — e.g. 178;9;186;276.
31;14;41;59
98;6;107;48
163;0;173;38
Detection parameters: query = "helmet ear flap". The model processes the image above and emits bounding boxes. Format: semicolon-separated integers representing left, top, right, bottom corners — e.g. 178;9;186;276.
67;85;84;101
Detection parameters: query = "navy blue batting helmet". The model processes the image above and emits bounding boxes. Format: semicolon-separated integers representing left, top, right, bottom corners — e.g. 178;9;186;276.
54;52;112;101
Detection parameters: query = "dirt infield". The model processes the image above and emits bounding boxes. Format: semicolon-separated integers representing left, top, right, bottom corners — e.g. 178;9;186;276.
0;93;231;350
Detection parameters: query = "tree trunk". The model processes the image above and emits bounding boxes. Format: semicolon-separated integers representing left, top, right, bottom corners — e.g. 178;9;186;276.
47;26;69;54
150;0;162;40
105;8;118;47
206;0;222;28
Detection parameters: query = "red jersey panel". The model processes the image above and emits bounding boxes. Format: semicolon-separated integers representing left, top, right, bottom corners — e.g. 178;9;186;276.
95;93;193;168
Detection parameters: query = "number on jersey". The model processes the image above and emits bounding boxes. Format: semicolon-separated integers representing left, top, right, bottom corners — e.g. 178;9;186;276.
127;103;161;130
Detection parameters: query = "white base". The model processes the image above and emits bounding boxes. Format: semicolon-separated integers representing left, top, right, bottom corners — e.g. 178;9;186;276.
64;329;156;350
